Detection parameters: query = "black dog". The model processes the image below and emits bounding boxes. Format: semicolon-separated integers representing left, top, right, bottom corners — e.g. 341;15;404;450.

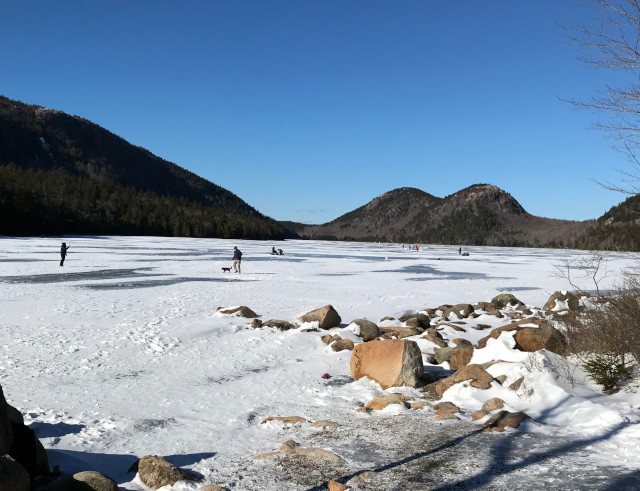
222;267;231;273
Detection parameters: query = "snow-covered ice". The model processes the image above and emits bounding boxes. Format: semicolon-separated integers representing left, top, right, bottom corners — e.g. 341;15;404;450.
1;236;639;490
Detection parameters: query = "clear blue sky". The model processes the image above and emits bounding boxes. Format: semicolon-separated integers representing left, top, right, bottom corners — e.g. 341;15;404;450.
0;1;633;224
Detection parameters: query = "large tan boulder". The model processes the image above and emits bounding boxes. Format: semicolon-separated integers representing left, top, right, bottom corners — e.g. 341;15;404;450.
299;305;342;329
135;455;199;490
350;340;424;389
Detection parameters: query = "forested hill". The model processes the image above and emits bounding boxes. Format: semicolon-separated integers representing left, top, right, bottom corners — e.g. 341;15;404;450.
0;96;285;239
294;185;591;249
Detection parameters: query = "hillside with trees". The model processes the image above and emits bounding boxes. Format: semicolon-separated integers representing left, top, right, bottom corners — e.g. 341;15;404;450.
0;96;285;239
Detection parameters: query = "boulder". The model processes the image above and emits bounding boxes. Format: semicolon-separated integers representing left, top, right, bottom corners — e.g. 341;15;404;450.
254;440;342;463
449;348;474;370
350;319;379;341
0;385;13;455
482;410;530;432
350;340;424;389
435;364;494;396
331;339;355;352
364;394;408;411
491;294;523;309
328;480;347;491
321;334;341;345
311;420;339;429
424;329;447;348
0;455;30;491
433;347;456;364
514;324;567;355
409;401;430;410
250;319;263;328
217;306;257;318
399;313;431;329
443;304;474;320
73;471;119;491
262;319;295;330
135;455;199;490
484;304;504;318
433;401;460;414
472;410;488;421
509;376;525;391
481;397;505;412
543;291;580;312
9;423;49;479
299;305;341;329
379;327;422;339
477;323;520;348
261;416;307;425
452;338;473;347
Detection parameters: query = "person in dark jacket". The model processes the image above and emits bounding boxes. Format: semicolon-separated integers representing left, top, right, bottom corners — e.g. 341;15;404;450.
233;246;242;273
60;242;70;266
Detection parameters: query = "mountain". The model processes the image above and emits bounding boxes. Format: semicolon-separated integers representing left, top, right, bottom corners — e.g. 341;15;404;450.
295;184;591;248
0;95;284;239
579;193;640;250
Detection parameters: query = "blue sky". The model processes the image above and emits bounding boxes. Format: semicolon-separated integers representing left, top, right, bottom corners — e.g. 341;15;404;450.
0;1;634;224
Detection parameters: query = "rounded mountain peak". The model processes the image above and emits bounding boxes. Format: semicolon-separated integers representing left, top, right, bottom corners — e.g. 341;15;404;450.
447;184;527;215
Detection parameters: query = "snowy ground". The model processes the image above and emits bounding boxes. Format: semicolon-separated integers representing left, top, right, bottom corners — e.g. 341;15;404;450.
1;236;639;490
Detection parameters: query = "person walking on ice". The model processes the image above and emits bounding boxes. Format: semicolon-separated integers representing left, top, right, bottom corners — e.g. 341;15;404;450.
60;242;70;266
233;246;242;273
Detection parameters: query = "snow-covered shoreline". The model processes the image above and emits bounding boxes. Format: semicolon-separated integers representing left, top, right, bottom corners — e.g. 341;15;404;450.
1;236;639;490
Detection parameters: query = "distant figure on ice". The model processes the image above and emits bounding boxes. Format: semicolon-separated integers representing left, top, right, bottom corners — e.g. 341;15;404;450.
458;247;462;255
60;242;70;266
278;249;284;255
272;247;278;255
233;246;242;273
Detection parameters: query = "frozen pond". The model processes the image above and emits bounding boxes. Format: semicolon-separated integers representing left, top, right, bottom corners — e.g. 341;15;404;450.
0;236;638;490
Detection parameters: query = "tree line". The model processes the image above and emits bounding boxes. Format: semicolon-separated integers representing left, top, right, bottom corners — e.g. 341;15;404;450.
0;163;285;239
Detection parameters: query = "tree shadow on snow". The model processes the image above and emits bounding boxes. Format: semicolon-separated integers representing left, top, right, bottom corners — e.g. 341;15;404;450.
308;396;637;490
